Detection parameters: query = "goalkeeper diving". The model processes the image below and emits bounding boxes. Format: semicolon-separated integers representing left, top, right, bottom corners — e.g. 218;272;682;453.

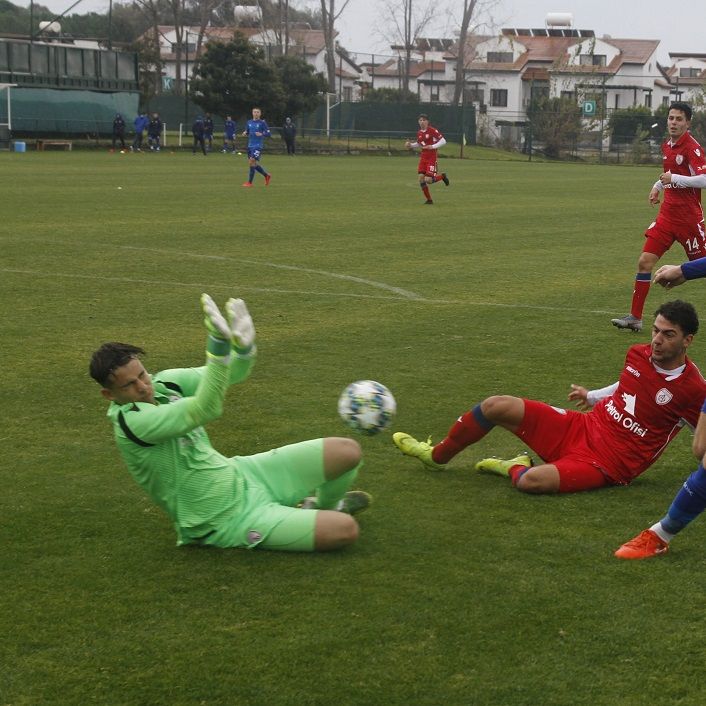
89;294;370;551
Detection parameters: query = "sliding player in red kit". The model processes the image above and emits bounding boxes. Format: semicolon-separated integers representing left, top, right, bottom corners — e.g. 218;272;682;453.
405;114;450;204
394;301;706;495
612;102;706;332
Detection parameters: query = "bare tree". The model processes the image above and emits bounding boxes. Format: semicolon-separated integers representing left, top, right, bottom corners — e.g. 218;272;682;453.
133;0;168;94
320;0;350;93
378;0;435;94
449;0;500;105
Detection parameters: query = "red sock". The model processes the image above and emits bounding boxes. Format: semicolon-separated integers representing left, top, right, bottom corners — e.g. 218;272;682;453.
509;464;531;486
422;184;432;200
432;409;494;464
631;275;651;319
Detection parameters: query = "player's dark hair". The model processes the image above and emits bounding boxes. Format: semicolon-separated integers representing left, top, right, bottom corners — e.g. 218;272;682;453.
89;342;145;387
654;300;699;336
418;113;429;120
669;101;692;121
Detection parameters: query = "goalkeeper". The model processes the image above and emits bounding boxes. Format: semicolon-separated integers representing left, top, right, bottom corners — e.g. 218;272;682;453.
89;294;369;551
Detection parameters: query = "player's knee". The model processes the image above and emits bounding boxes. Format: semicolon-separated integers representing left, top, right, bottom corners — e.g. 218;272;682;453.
481;395;517;422
515;468;559;494
324;437;362;476
637;252;657;272
316;513;359;550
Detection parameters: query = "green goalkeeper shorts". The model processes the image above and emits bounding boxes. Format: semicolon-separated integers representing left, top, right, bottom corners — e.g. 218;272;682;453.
213;438;326;552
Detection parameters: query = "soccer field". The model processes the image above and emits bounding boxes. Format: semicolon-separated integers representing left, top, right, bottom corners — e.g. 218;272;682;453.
3;150;706;705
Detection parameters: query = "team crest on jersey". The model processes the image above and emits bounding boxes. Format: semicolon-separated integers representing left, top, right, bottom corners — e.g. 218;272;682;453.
676;154;684;165
655;388;673;405
696;149;701;157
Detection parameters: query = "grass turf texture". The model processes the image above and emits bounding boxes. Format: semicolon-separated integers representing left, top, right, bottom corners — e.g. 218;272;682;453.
2;150;706;705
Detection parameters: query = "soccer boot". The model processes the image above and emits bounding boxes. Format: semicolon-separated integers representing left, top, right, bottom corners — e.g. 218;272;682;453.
610;314;643;332
242;182;253;188
475;453;533;478
614;529;669;559
424;199;434;205
265;174;272;186
298;491;372;515
392;432;445;470
336;490;372;515
441;173;450;186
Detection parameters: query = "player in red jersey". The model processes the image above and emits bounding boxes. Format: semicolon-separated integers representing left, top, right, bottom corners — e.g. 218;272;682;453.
612;103;706;332
405;114;450;204
394;300;706;494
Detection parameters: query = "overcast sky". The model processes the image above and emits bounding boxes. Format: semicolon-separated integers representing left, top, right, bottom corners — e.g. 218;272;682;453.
14;0;706;63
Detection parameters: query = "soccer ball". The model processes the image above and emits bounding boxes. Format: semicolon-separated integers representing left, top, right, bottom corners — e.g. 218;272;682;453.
338;380;396;436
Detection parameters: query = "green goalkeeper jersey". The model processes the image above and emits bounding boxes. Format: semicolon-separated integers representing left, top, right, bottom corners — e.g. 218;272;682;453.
106;353;255;545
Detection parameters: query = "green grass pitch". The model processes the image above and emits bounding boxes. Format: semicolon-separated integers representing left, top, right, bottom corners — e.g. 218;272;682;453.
2;149;706;705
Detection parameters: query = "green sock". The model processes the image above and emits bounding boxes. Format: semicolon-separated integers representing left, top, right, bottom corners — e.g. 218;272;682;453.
315;463;361;509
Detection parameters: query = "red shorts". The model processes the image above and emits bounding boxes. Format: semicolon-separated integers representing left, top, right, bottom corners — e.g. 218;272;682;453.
643;216;706;259
418;155;438;177
512;400;615;493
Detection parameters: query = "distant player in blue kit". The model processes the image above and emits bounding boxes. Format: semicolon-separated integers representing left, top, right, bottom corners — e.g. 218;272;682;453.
242;107;271;187
222;115;236;153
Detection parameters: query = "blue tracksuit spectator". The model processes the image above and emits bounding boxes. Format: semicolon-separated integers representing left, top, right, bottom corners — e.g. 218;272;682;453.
132;111;149;151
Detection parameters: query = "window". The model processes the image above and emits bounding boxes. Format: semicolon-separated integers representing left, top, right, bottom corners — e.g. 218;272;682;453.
579;54;606;66
343;86;352;102
465;87;484;103
679;67;701;78
530;85;549;101
171;42;196;54
560;90;575;101
614;94;620;109
487;51;513;63
644;93;652;109
490;89;508;107
662;96;670;107
430;85;440;101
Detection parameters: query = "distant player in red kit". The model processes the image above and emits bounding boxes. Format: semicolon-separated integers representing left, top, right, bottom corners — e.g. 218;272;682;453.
394;300;706;495
612;102;706;332
405;114;450;204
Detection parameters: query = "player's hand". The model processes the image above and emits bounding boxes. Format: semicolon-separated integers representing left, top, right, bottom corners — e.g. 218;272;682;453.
648;187;661;205
568;384;590;410
653;264;686;288
226;298;255;352
659;170;673;185
201;294;231;340
404;140;412;149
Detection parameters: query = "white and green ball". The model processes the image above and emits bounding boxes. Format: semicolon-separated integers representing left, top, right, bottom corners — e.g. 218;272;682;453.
338;380;396;436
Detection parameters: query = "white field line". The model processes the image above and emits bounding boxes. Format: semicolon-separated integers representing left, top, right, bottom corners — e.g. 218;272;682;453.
1;266;619;315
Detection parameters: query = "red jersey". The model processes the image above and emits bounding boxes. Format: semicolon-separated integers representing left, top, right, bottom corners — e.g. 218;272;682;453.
416;125;444;148
586;344;706;483
660;131;706;225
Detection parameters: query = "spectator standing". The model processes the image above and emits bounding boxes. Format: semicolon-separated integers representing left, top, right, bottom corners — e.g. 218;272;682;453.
147;113;162;151
112;113;126;150
222;115;236;153
192;115;207;156
132;111;149;152
204;113;214;151
282;117;296;155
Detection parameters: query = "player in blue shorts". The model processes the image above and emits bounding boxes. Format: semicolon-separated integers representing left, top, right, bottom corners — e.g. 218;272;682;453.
242;107;271;187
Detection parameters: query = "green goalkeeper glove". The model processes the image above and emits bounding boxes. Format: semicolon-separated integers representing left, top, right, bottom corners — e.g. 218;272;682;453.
226;298;255;353
201;293;232;359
